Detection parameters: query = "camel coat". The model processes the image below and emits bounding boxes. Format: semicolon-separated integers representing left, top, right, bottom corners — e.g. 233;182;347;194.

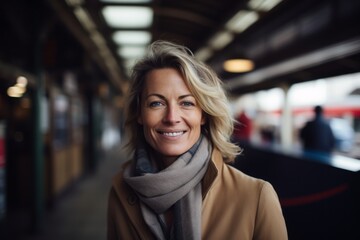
107;148;288;240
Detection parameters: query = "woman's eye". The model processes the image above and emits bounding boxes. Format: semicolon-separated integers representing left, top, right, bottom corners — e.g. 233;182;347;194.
149;101;164;108
181;101;195;107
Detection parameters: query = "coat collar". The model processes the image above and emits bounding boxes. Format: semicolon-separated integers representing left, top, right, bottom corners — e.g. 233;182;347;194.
201;147;223;199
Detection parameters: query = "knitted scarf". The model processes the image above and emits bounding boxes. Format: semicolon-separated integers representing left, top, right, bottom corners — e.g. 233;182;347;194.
124;135;211;240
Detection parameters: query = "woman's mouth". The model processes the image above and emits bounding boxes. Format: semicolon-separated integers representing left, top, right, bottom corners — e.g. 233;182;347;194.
159;131;185;137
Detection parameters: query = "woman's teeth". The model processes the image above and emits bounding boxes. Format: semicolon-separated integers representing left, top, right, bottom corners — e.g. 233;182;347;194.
162;131;183;136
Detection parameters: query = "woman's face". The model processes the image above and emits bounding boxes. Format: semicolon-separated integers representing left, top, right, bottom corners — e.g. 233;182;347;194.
138;68;205;162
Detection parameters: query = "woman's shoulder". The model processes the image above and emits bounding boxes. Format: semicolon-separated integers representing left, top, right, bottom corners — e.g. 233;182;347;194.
211;149;263;184
217;163;281;215
210;148;269;194
224;163;268;190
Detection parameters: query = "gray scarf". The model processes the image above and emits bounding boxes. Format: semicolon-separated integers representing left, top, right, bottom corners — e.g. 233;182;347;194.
124;135;211;240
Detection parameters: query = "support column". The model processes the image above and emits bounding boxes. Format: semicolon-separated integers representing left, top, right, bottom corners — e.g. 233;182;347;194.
31;42;45;234
280;83;293;149
31;1;47;232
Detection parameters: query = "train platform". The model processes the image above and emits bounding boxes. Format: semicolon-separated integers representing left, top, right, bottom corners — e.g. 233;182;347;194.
18;145;126;240
5;140;360;240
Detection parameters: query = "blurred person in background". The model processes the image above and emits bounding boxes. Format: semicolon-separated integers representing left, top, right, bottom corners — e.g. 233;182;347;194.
107;41;287;240
232;111;253;142
300;105;336;155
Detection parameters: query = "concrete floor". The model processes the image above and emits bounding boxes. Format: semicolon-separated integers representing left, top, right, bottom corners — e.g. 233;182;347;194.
18;146;125;240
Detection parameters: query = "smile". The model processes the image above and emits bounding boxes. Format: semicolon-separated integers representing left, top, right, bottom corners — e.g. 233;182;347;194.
159;131;185;137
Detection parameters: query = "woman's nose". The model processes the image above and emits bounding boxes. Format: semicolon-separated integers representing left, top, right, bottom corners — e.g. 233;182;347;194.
163;104;181;124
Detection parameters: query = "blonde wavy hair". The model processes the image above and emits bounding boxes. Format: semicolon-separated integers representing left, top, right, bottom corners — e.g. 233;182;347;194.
124;40;241;163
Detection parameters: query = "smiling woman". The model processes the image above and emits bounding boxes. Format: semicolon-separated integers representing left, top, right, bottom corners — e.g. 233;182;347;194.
138;68;205;166
107;40;288;240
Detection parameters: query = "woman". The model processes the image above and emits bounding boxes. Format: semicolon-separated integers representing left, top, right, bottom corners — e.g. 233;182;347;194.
107;41;287;240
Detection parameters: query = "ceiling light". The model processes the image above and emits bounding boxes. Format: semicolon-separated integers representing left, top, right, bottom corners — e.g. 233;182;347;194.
223;59;254;73
16;76;28;87
225;10;259;33
118;46;147;58
248;0;283;12
208;31;234;50
102;6;153;28
113;31;151;45
7;86;25;98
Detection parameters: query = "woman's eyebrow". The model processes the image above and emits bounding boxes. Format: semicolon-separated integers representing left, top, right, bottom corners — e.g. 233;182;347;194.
145;93;165;100
178;94;194;100
145;93;194;100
